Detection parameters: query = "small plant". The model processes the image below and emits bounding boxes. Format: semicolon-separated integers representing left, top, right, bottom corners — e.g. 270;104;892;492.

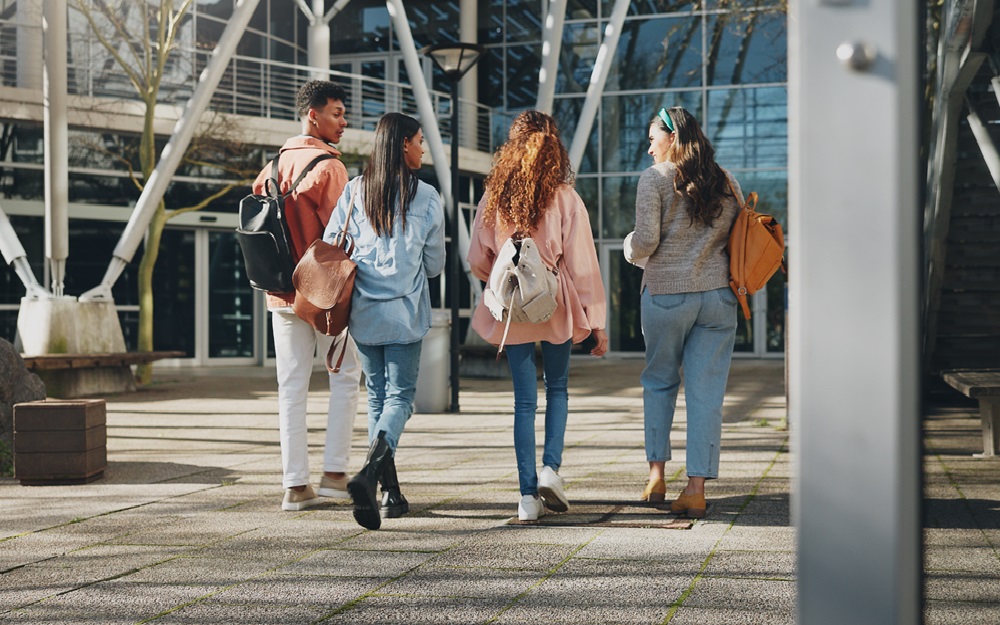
754;418;770;427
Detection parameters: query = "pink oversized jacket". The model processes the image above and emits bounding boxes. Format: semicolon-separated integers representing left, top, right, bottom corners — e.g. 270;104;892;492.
251;135;348;309
468;184;607;346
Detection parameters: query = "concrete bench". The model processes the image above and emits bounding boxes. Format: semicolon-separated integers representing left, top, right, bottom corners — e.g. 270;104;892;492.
942;369;1000;457
21;351;184;398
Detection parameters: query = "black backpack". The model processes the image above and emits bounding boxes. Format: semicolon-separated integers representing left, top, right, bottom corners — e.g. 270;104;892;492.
235;153;334;292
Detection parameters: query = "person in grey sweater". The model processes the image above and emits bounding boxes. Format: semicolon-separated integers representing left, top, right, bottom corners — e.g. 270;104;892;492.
625;106;743;518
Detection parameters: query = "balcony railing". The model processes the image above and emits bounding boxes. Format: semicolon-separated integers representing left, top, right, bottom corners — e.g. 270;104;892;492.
0;21;493;153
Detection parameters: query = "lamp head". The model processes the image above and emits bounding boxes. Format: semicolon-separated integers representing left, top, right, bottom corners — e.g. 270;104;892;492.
422;42;484;79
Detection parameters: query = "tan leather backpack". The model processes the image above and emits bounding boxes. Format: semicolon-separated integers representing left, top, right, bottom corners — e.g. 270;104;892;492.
727;180;785;320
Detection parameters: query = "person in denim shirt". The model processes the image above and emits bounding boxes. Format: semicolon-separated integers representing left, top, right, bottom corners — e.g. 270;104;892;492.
324;113;445;530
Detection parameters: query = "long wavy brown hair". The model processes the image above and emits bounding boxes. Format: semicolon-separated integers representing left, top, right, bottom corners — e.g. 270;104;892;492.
656;106;733;227
482;110;574;233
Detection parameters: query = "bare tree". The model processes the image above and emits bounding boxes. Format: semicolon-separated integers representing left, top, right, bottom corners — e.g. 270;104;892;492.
68;0;257;383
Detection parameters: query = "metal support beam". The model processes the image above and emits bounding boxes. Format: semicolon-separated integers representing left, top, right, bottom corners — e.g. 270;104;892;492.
536;0;566;114
0;205;47;300
568;0;628;173
80;0;262;302
965;96;1000;194
43;0;68;297
790;1;921;624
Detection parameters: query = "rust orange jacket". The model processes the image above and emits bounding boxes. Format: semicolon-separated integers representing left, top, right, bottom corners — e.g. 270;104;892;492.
252;135;348;309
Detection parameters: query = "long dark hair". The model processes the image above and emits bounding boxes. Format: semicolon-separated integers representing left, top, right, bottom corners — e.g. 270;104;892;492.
482;110;574;233
653;107;733;227
363;113;421;237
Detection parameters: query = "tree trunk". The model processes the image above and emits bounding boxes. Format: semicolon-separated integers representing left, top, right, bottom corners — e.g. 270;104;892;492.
135;202;166;385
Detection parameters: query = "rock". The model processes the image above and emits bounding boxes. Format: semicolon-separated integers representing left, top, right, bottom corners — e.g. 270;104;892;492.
0;338;47;469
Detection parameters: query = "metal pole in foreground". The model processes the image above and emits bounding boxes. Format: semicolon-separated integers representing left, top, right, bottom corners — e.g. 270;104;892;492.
449;78;461;413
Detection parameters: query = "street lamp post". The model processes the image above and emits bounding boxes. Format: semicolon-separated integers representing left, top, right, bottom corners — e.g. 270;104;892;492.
422;42;483;413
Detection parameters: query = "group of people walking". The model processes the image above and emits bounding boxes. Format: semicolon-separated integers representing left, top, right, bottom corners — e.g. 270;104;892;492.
253;80;742;529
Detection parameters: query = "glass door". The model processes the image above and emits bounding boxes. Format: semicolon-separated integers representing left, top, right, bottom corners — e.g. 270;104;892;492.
204;229;258;364
601;243;645;353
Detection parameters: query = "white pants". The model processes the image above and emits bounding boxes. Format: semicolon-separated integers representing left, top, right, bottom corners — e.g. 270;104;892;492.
271;308;361;488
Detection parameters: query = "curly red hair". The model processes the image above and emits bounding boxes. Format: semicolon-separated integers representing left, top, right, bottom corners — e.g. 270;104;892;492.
482;111;574;233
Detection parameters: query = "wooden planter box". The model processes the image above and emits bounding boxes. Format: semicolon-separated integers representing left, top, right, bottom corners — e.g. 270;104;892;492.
13;399;107;485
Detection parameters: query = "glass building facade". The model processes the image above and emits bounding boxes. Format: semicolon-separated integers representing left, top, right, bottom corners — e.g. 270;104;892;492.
0;0;787;362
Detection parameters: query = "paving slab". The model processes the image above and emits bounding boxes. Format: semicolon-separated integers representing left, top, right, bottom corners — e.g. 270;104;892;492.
1;358;997;623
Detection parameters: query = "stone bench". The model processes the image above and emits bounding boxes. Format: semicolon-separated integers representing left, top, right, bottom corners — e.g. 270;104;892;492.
21;351;184;398
942;369;1000;457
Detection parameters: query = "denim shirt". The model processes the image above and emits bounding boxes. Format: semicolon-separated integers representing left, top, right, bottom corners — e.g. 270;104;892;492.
324;176;446;345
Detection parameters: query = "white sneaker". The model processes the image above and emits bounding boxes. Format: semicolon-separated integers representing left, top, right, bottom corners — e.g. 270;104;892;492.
538;466;569;512
518;494;546;521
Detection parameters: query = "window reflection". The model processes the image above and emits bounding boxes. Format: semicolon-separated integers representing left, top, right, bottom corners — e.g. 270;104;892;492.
601;175;640;239
601;92;702;174
506;44;542;109
613;16;702;90
575;177;600;239
705;10;786;86
708;87;787;168
602;0;705;17
557;22;599;93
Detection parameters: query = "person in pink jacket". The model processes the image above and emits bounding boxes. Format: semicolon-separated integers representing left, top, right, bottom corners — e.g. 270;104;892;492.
468;111;608;522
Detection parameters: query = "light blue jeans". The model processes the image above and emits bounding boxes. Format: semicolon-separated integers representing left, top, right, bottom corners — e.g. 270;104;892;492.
505;340;572;496
640;287;737;479
355;340;423;452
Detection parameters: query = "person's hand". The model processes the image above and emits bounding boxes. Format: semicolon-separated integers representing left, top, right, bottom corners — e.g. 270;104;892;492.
589;329;608;357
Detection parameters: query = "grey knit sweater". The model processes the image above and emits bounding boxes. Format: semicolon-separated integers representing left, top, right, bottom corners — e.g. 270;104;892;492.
629;161;742;295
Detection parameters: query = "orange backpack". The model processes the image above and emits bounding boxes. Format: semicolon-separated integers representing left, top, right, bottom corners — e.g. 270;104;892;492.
726;180;785;320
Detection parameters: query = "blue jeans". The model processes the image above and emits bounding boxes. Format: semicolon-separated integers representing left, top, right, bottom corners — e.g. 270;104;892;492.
505;340;572;496
640;287;737;479
355;340;423;452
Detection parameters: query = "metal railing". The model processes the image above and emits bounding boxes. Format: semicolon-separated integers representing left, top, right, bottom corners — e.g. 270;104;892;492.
1;21;493;153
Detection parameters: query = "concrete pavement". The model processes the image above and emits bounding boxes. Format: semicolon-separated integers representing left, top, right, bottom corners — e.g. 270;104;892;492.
0;357;996;624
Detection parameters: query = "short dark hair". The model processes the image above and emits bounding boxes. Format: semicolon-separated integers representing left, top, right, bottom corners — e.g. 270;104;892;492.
296;80;347;118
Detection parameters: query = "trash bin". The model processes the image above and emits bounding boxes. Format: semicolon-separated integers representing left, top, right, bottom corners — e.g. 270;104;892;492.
414;310;450;413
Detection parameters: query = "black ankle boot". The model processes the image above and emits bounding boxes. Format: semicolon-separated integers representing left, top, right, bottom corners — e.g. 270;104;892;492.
348;431;392;530
379;454;409;519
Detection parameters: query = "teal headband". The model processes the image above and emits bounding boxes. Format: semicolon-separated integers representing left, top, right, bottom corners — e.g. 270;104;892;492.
657;107;674;133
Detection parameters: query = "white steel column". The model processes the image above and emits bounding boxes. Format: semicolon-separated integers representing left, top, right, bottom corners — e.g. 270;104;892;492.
43;0;68;297
789;1;921;624
80;0;261;302
296;0;352;80
536;0;566;114
568;0;627;173
460;0;479;148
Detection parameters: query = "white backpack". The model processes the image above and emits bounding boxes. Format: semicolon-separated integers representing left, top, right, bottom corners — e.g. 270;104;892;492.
482;236;559;354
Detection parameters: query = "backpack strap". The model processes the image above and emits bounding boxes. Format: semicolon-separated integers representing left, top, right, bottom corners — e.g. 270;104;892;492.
282;153;336;200
496;290;516;360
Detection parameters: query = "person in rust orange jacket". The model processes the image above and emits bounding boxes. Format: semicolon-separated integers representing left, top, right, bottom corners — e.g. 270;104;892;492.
251;80;360;512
